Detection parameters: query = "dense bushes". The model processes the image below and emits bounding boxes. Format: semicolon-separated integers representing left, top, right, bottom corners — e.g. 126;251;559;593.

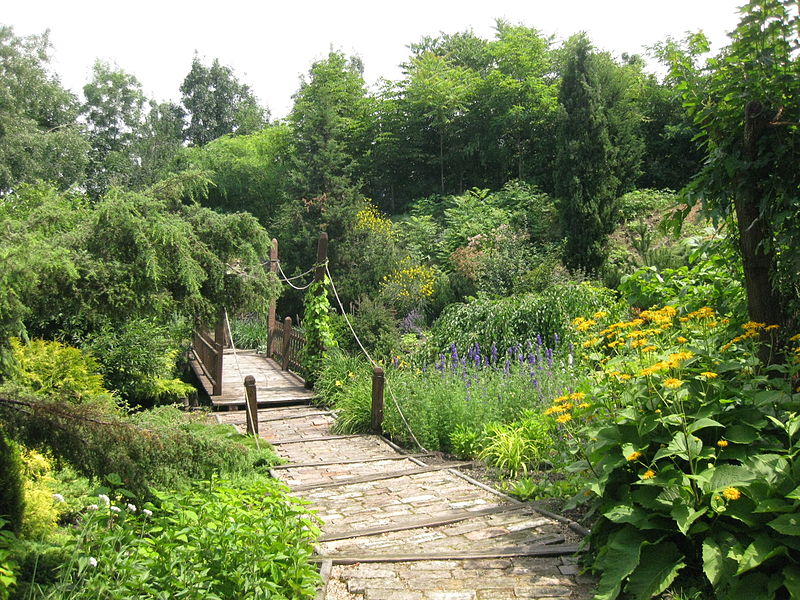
427;282;624;356
36;478;319;600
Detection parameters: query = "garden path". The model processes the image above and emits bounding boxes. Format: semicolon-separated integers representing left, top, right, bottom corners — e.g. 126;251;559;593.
218;406;596;600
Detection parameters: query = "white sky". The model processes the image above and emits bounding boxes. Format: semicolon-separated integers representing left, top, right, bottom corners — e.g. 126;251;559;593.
5;0;744;119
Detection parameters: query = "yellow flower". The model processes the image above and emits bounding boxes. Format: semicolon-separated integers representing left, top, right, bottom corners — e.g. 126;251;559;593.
630;339;649;349
642;469;656;480
572;317;587;327
335;380;343;387
664;378;683;389
582;337;602;348
721;343;733;351
717;440;729;447
607;340;624;348
701;372;719;379
578;402;591;409
593;311;609;320
676;336;688;344
556;413;572;424
790;333;800;342
627;451;642;461
642;345;657;353
619;374;632;381
347;371;356;379
576;319;597;332
722;487;742;501
765;324;779;332
569;392;587;401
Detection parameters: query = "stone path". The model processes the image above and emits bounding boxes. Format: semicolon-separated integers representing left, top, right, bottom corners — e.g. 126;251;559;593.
218;405;595;600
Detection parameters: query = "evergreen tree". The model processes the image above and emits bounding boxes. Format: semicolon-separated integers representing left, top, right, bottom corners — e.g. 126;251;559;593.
555;36;644;273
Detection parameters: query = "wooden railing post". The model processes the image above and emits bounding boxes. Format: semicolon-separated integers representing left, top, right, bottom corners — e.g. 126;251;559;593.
314;232;328;283
268;238;278;357
281;317;292;371
371;366;385;434
212;336;223;396
244;375;258;436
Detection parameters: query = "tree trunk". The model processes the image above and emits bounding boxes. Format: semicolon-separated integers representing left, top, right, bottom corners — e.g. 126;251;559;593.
736;101;784;359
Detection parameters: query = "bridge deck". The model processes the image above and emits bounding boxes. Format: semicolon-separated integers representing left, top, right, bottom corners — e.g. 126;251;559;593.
190;349;315;410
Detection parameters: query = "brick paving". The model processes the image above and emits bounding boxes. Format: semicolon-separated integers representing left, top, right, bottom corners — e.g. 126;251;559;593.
220;405;595;599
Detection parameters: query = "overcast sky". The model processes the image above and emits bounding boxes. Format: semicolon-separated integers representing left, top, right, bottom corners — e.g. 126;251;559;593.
6;0;744;119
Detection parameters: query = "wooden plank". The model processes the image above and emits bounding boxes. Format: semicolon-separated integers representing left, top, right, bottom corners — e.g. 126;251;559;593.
271;454;432;470
311;544;583;564
258;411;334;423
289;462;475;492
317;503;531;542
268;434;364;445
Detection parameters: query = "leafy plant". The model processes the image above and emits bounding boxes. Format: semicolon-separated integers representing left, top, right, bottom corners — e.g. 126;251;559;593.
449;424;482;460
554;305;800;600
299;278;338;383
0;436;24;533
39;477;320;599
0;518;18;600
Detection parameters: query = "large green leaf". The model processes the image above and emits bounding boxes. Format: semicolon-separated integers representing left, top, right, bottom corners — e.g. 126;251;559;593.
593;526;645;600
625;541;685;600
688;417;724;434
784;565;800;599
654;432;703;462
671;502;706;535
769;513;800;536
703;535;739;587
736;535;787;575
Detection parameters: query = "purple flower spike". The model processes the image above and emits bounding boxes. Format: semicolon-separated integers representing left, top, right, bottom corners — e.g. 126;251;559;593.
491;343;498;364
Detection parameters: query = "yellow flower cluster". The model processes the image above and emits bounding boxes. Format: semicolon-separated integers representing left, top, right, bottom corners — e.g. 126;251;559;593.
381;259;436;299
545;392;589;421
640;305;678;325
355;203;394;237
722;487;741;501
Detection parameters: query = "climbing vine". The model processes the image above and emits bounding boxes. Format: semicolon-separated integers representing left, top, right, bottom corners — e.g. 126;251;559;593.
300;278;338;383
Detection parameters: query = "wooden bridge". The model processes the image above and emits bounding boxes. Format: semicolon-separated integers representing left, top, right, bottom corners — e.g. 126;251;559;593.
188;314;314;410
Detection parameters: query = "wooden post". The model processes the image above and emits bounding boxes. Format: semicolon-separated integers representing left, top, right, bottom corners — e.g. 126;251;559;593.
371;366;385;434
314;231;329;283
212;337;223;397
216;307;230;349
268;238;278;357
244;375;258;436
281;316;292;371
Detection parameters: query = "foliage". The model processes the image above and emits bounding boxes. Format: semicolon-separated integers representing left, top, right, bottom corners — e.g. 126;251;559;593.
180;55;267;146
478;411;553;477
0;26;89;195
229;314;270;351
616;189;677;224
299;279;338;383
380;258;437;314
657;0;800;328
7;339;117;409
507;473;584;502
0;391;279;499
555;35;644;273
427;282;623;356
0;437;24;533
555;305;800;600
321;340;577;453
331;296;403;361
38;478;319;599
84;318;194;407
620;236;746;316
0;183;279;353
178;125;292;223
0;518;18;599
18;447;59;539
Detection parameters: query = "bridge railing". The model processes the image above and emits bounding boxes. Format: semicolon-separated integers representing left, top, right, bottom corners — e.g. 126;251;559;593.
269;316;305;374
191;326;224;396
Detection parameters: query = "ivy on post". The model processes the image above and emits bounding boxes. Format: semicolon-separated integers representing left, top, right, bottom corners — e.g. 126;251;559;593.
299;232;336;385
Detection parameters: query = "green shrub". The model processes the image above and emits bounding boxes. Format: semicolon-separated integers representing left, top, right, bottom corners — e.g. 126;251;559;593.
7;339;116;409
299;280;338;384
553;305;800;600
449;424;482;459
0;436;24;533
84;318;194;407
18;447;59;540
0;518;18;600
229;314;269;350
427;282;624;356
478;411;554;477
0;391;280;499
39;477;320;599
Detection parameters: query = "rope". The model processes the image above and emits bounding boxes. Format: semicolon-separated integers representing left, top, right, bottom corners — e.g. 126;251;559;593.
223;309;261;451
325;264;427;452
276;260;314;290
